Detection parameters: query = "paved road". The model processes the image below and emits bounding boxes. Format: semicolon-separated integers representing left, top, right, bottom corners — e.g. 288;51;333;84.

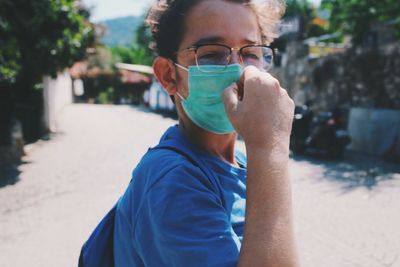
1;104;399;267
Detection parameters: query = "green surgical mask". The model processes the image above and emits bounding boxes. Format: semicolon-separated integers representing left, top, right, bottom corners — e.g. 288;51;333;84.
175;64;242;134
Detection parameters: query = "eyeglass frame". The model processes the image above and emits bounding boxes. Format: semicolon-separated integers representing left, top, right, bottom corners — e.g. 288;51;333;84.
174;43;276;72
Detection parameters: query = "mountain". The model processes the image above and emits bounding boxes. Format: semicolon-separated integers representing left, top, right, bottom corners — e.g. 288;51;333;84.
99;16;142;47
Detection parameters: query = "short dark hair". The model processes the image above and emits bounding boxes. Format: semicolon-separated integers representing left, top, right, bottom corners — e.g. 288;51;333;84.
146;0;285;60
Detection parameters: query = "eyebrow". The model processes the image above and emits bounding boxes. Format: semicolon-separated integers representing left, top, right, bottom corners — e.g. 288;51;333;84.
191;36;259;47
192;36;224;46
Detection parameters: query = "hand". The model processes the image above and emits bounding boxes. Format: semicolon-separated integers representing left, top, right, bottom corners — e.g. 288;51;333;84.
223;66;294;153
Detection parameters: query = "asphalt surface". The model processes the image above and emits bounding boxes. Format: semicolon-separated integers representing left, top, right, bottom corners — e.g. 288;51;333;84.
1;104;399;267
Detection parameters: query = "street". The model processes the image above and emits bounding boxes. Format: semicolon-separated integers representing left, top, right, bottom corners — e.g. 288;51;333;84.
1;104;399;267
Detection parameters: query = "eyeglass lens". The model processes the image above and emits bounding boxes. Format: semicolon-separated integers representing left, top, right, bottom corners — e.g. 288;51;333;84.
195;45;273;71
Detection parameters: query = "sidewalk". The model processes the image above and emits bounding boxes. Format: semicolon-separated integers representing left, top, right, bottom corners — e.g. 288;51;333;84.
0;104;399;267
290;152;400;266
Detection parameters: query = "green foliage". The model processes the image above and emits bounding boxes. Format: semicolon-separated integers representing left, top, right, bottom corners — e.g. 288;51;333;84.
285;0;317;38
285;0;314;22
111;47;136;64
281;0;339;41
0;0;94;87
136;21;153;52
109;20;154;66
131;47;153;66
273;0;335;52
86;19;153;75
321;0;400;45
111;46;153;66
0;37;21;84
97;88;114;104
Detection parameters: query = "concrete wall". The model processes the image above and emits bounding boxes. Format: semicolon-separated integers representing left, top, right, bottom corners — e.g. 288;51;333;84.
348;108;400;156
43;71;73;132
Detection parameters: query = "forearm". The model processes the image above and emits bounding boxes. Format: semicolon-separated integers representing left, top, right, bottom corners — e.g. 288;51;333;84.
238;145;299;267
222;66;298;266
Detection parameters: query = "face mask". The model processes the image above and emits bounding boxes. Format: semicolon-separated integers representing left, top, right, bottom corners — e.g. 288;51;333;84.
176;64;242;134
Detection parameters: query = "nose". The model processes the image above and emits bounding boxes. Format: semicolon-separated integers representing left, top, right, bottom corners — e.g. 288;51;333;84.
228;49;242;65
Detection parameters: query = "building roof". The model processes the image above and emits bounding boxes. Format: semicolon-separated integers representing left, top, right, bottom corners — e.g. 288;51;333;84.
115;63;154;75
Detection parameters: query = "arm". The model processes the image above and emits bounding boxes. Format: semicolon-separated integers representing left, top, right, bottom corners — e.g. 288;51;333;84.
223;66;299;267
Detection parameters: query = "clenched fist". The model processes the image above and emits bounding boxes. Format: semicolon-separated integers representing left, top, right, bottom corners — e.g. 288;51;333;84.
223;66;294;154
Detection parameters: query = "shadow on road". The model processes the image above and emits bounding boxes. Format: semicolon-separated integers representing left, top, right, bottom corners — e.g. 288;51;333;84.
0;162;22;188
291;151;400;191
0;134;55;189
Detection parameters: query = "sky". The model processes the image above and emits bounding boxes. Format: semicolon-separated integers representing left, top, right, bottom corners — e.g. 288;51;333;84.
83;0;154;22
83;0;321;22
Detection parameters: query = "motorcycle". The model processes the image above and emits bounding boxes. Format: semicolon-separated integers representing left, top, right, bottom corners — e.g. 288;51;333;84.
290;105;352;158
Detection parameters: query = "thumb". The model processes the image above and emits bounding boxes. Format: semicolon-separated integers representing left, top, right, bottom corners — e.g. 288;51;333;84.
223;83;239;115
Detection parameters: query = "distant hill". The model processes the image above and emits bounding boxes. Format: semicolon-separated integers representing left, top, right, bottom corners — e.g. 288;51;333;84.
99;16;142;47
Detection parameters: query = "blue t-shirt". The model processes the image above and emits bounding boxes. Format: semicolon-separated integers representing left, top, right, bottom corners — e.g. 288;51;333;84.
114;125;247;267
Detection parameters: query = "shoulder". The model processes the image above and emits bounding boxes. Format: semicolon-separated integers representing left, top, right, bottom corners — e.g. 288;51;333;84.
132;147;216;195
130;151;241;267
117;147;217;225
136;147;188;175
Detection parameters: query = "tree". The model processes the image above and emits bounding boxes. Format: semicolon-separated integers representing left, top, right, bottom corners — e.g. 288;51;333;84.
273;0;332;52
321;0;400;45
111;46;153;66
136;21;153;55
110;20;154;66
0;0;94;86
0;0;94;145
130;19;154;66
285;0;314;36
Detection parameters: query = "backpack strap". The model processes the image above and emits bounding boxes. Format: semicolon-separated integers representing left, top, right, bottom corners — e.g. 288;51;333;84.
151;140;224;204
78;203;118;267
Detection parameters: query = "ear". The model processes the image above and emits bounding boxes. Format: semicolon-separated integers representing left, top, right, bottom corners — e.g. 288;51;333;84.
153;56;178;96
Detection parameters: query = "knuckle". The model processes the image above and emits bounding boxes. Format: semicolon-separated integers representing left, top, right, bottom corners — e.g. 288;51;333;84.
288;98;295;108
243;66;258;80
245;74;261;87
244;65;258;73
272;79;281;90
263;73;280;90
281;87;289;97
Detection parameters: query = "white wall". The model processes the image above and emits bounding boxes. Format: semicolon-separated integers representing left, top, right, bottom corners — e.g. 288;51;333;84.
42;70;73;132
148;80;175;112
348;108;400;156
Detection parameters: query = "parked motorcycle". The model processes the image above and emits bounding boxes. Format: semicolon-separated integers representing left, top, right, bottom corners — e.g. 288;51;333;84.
290;105;351;158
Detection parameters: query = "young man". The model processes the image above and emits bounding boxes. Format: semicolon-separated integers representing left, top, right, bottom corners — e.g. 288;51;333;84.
114;0;299;266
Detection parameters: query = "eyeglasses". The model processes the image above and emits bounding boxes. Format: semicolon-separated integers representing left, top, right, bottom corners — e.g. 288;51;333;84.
176;43;275;73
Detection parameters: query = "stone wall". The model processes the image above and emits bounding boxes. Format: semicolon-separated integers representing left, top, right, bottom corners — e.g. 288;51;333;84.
277;41;400;112
274;41;400;157
0;120;25;163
